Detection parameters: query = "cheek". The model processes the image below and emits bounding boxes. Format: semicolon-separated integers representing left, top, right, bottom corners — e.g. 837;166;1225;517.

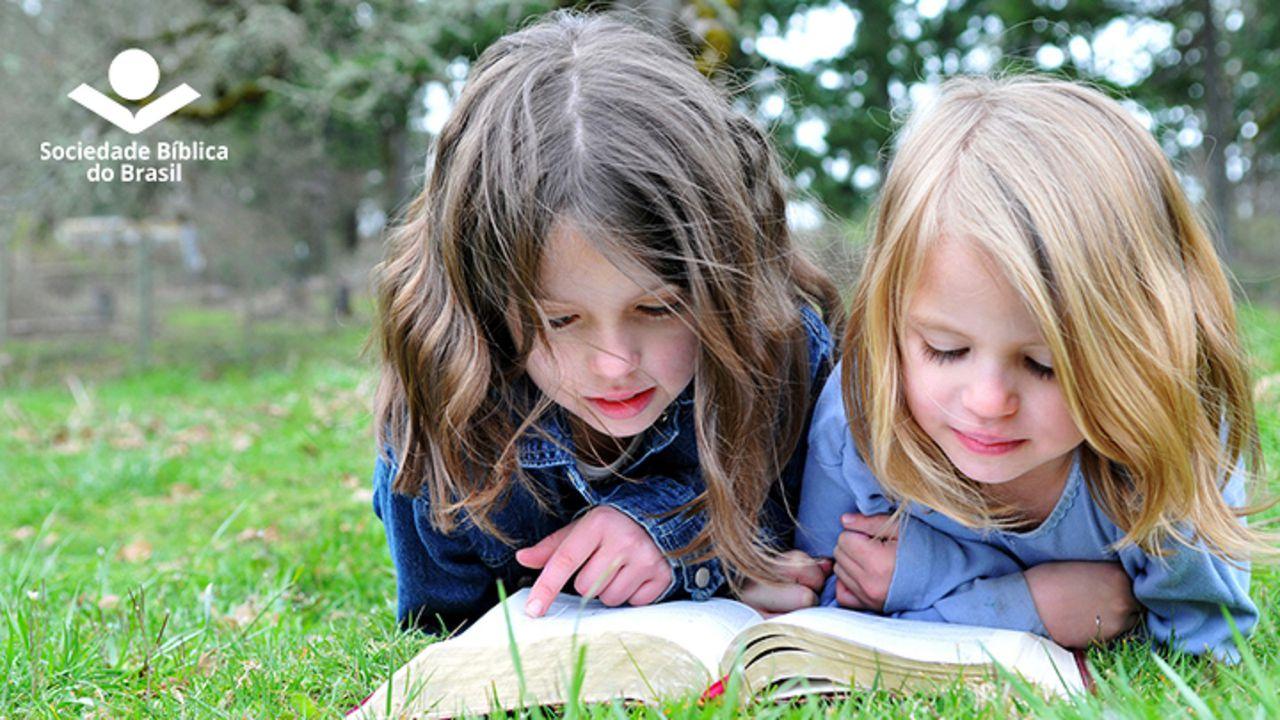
525;343;567;394
901;355;942;427
644;325;699;384
667;327;700;380
1034;386;1084;446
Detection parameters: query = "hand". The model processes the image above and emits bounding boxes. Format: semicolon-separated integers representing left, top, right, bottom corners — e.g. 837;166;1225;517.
514;505;672;617
738;549;832;617
1025;561;1142;648
832;513;899;612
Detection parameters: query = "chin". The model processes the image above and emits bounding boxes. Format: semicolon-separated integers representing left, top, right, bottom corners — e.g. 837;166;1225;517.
946;456;1018;486
583;414;653;440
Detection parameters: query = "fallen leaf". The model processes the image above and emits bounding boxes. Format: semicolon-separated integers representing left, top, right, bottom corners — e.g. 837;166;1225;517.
197;650;219;677
230;433;253;453
172;424;213;445
166;483;197;502
226;602;258;628
110;435;146;450
109;422;148;450
118;539;153;563
1255;373;1280;402
235;526;280;544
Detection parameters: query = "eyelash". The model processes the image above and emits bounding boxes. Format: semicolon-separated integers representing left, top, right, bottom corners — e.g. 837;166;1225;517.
921;344;1055;380
545;304;677;329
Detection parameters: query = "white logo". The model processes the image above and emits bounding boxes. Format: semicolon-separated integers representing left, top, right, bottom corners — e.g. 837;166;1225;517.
68;49;200;134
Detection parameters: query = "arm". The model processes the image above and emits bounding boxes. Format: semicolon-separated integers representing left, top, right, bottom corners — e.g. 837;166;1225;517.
795;366;895;564
1124;468;1257;660
879;515;1049;635
885;517;1144;646
371;451;497;631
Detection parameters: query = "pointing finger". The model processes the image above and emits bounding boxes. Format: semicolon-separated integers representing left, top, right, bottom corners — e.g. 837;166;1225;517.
525;522;602;617
515;522;575;570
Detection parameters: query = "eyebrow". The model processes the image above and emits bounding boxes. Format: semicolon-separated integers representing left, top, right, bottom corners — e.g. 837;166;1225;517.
536;285;683;306
906;313;969;336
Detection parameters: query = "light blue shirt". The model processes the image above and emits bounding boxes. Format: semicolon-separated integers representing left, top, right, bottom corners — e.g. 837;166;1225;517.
797;364;1257;660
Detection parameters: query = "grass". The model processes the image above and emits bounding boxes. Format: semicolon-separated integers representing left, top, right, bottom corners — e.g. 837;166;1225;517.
2;301;1279;718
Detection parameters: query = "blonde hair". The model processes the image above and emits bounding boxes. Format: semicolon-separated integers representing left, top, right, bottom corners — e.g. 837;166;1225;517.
846;75;1271;560
374;12;842;586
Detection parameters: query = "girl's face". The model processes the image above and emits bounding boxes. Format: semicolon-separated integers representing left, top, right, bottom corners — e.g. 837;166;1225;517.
523;222;699;444
900;238;1084;504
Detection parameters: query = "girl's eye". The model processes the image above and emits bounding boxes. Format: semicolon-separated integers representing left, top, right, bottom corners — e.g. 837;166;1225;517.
1025;357;1055;380
637;304;676;318
546;315;577;330
922;344;967;363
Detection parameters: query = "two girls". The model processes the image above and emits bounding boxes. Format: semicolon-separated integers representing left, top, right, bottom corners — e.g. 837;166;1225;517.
372;9;1267;661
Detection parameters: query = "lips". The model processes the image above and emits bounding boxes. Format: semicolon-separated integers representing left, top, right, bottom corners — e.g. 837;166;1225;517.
586;387;657;420
952;428;1026;456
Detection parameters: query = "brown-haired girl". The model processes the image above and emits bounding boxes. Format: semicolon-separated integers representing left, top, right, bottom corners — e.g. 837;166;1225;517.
798;75;1272;659
372;11;841;630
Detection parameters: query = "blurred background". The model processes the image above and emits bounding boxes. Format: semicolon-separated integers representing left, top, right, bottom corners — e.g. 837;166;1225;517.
0;0;1277;386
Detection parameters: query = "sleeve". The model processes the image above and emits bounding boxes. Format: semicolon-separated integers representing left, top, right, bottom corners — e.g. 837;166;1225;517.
597;473;721;601
1122;467;1257;661
371;450;498;631
884;518;1046;635
796;367;897;604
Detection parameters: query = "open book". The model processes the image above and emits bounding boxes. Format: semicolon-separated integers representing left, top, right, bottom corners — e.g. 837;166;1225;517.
353;589;1088;718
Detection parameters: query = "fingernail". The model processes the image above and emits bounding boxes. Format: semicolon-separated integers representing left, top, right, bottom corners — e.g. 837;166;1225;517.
525;598;543;617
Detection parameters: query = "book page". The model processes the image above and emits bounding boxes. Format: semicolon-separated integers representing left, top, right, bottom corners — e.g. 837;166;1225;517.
763;606;1080;690
452;589;763;674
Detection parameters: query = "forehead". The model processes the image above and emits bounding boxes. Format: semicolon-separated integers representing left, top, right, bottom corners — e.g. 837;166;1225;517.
907;237;1042;339
537;221;667;300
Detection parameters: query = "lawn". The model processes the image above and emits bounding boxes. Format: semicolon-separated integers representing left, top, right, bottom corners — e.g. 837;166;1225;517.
2;303;1278;718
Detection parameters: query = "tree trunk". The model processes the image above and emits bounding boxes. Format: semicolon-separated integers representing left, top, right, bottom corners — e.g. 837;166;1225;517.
1198;0;1235;259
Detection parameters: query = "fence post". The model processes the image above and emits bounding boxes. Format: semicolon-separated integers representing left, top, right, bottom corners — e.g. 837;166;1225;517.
136;229;153;367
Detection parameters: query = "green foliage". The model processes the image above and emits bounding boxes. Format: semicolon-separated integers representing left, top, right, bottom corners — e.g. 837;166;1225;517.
718;0;1278;235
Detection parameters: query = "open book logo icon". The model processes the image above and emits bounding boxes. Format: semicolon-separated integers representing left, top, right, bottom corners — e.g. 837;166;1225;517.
68;48;199;135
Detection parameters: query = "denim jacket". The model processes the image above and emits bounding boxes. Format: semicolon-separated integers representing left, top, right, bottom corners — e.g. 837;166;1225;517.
373;306;834;630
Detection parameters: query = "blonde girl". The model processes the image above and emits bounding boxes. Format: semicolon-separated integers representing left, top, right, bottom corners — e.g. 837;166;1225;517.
372;12;841;630
798;75;1271;658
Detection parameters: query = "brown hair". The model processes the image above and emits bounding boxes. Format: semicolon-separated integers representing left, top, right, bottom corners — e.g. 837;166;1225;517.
373;11;842;585
846;75;1272;560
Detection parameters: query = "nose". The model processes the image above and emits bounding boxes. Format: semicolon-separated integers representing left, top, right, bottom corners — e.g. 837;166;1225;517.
586;328;639;380
960;368;1019;419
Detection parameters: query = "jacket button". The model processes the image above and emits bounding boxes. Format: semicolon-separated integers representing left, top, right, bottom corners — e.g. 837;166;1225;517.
694;567;711;588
